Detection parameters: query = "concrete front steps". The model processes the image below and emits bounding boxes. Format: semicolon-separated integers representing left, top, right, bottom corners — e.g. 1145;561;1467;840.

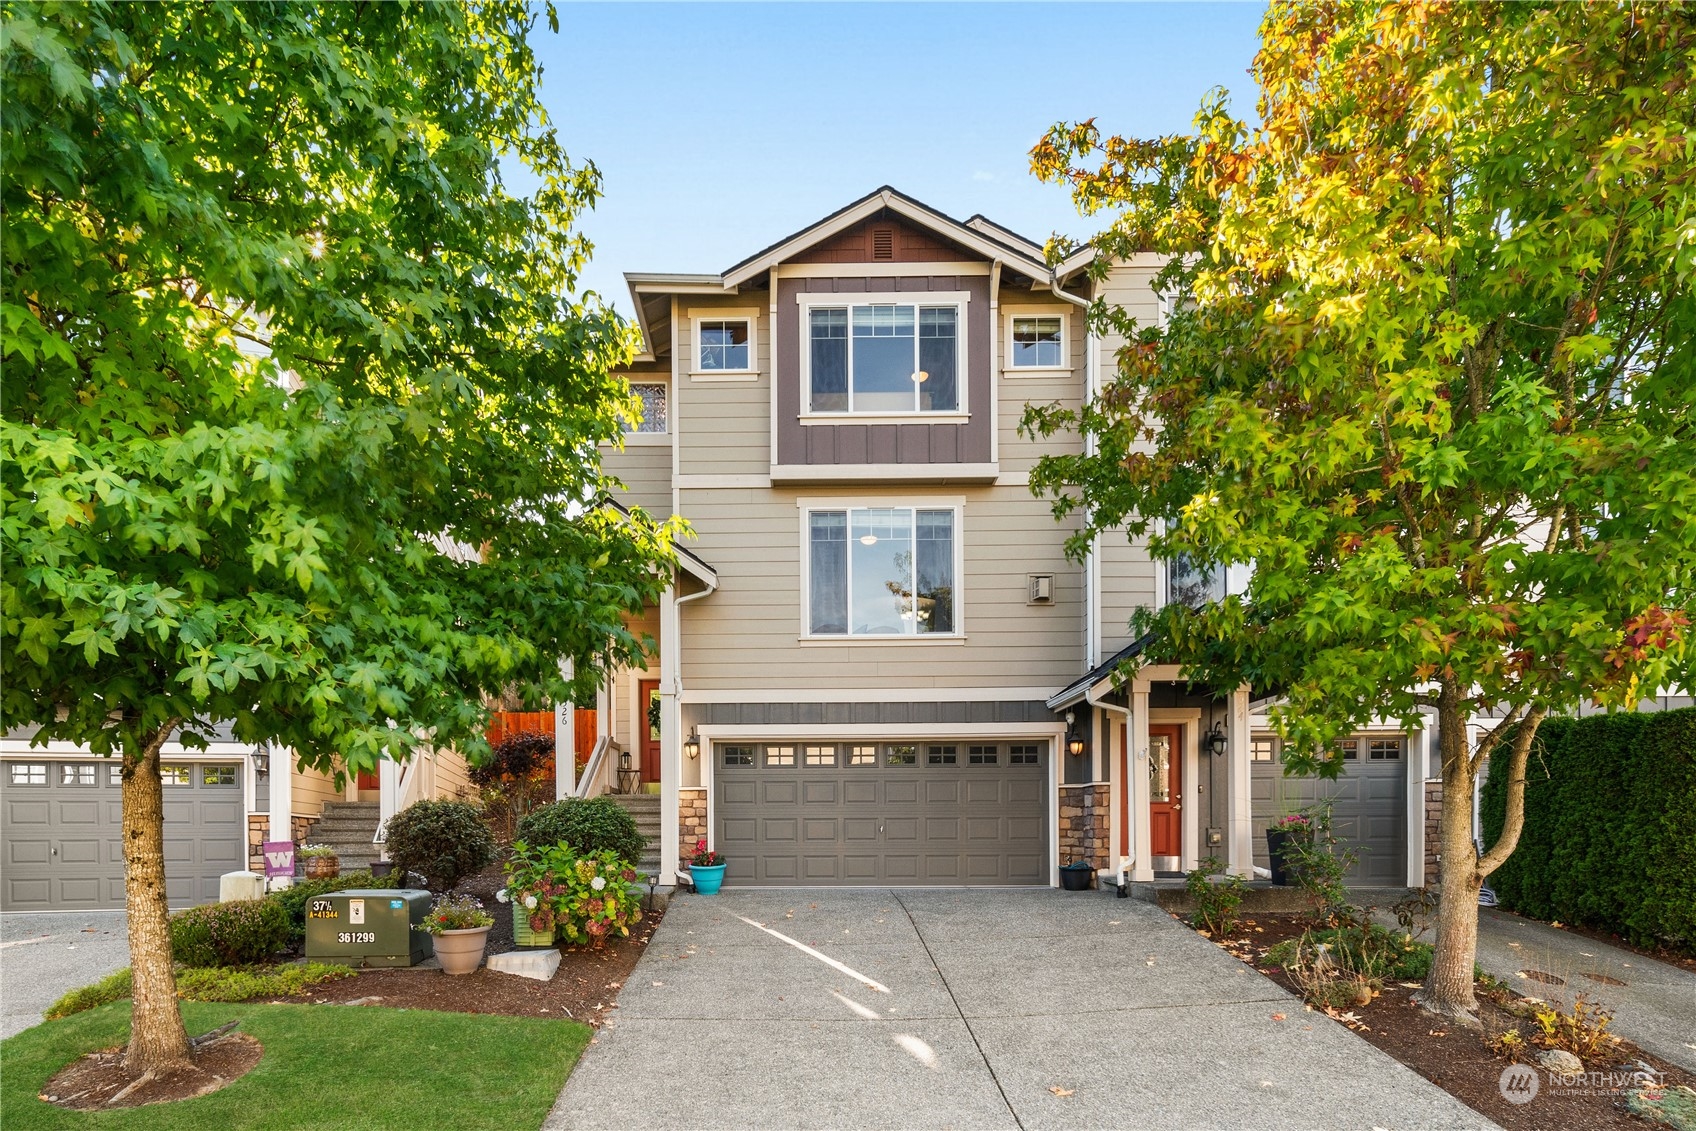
603;793;663;878
309;800;383;874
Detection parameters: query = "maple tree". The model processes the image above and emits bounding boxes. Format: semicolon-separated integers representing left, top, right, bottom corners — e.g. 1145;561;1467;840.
3;1;675;1074
1027;1;1694;1021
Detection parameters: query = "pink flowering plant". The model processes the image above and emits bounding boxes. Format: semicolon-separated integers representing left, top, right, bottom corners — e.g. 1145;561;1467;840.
1274;813;1313;836
501;842;644;944
689;839;723;867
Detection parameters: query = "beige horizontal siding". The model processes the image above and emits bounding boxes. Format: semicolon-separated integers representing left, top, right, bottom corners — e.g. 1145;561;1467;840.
1099;528;1157;653
677;296;771;476
290;763;340;818
677;484;1085;691
604;445;672;516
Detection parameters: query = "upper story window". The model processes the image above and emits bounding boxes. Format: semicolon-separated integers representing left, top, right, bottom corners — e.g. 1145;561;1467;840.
1009;314;1064;369
622;382;668;434
806;505;958;636
698;318;752;372
1166;552;1224;608
804;297;963;415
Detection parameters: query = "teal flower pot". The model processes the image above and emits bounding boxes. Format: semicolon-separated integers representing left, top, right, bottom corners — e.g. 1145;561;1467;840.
691;863;727;895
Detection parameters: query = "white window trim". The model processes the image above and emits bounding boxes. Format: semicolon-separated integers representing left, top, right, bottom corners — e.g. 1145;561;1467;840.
796;291;972;418
798;500;965;641
1003;306;1071;375
690;309;760;378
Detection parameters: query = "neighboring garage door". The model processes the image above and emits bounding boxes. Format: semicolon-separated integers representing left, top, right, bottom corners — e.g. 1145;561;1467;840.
716;740;1049;886
1250;735;1407;885
2;759;245;911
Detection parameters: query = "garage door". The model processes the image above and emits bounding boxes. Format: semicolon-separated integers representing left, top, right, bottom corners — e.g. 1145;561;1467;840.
3;759;246;911
715;740;1048;886
1251;735;1407;885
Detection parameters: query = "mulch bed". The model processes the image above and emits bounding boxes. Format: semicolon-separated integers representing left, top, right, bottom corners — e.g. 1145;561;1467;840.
41;1033;262;1111
1196;912;1695;1131
269;859;664;1026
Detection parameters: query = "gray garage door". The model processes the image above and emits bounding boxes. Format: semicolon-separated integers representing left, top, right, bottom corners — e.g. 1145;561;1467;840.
1251;735;1407;886
2;759;245;911
715;740;1048;886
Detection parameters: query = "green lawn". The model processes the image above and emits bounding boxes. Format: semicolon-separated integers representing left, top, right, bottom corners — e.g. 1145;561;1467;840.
1;1002;592;1131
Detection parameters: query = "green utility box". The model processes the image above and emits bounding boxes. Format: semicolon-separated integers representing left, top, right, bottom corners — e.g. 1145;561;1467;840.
304;889;433;968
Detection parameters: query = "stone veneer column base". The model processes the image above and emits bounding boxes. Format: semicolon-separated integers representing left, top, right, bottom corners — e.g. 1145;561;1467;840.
1058;782;1111;873
678;788;707;871
1423;779;1443;887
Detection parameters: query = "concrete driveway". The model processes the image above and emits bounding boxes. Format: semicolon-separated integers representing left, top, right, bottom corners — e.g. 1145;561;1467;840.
1;911;130;1039
547;890;1494;1130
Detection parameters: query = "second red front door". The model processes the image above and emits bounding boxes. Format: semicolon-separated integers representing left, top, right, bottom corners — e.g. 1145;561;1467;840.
1120;724;1183;859
638;680;661;782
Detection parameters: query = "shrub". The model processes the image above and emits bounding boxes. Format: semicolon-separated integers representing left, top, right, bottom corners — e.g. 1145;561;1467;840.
45;968;133;1019
472;732;557;841
45;963;352;1019
1282;800;1358;922
1532;993;1619;1058
383;799;498;892
517;797;646;864
1185;857;1246;936
1481;707;1696;953
170;899;292;967
500;842;644;944
268;869;394;943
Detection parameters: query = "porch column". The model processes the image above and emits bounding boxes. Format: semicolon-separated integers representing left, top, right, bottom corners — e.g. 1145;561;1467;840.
1129;684;1154;881
266;744;294;890
1405;718;1431;887
555;658;576;801
377;756;397;861
658;584;680;886
1225;684;1253;878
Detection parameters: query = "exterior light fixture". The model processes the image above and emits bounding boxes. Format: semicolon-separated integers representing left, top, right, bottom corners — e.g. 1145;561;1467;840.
1206;721;1228;757
251;744;270;780
684;729;701;760
619;749;632;770
912;370;929;383
1064;710;1087;758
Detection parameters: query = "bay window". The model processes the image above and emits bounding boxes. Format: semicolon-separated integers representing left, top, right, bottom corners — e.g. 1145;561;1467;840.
806;299;961;414
807;506;957;636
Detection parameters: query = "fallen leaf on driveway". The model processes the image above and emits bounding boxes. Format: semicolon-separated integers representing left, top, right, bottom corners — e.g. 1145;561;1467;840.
1271;1013;1286;1021
1049;1087;1075;1097
651;981;664;987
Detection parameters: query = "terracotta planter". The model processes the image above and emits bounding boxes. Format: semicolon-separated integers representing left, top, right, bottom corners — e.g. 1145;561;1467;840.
303;855;340;880
433;926;491;975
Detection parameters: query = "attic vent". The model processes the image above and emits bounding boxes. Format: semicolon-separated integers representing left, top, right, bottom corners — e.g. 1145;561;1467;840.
872;227;894;260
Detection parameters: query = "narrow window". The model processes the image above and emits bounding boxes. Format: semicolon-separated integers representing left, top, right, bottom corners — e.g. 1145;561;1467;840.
623;382;668;434
1011;316;1063;367
808;510;848;635
698;319;751;371
918;307;958;412
809;308;849;412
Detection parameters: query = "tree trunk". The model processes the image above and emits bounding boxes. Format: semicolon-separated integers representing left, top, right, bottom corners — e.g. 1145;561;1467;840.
121;720;192;1075
1418;690;1547;1026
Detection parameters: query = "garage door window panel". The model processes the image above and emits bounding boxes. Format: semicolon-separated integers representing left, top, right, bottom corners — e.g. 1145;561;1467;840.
765;745;795;767
61;764;96;786
9;763;47;786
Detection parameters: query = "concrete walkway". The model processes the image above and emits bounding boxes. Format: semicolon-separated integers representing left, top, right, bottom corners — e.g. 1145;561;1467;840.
1391;905;1696;1075
547;890;1494;1130
0;911;130;1039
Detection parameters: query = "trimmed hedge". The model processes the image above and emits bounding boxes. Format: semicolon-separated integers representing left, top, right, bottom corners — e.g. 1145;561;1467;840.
383;799;497;892
170;898;293;967
1481;707;1696;953
517;796;646;864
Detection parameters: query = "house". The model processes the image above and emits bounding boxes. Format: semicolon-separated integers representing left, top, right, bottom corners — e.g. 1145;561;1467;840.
575;187;1439;891
0;721;475;912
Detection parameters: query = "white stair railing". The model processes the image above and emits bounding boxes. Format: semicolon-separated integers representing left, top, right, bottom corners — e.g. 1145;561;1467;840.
374;755;425;851
574;736;619;798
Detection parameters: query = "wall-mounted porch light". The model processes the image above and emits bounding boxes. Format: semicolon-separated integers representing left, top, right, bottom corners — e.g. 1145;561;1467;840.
251;744;270;780
1064;711;1087;758
1205;720;1228;757
683;728;701;760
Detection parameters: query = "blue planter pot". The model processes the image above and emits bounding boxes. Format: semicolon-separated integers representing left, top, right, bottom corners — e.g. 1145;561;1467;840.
691;863;728;895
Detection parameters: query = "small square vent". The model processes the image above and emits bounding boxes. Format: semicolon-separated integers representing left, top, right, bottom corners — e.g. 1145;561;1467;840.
1027;574;1055;605
872;227;894;260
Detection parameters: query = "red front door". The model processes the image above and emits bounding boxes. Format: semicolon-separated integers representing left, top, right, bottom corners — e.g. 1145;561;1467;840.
1148;725;1182;858
638;680;661;782
1121;723;1183;859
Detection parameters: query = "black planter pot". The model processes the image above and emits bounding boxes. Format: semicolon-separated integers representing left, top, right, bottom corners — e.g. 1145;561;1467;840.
1265;829;1291;886
1059;863;1094;891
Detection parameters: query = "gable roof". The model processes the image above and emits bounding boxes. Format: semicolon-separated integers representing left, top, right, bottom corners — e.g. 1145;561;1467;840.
720;186;1053;287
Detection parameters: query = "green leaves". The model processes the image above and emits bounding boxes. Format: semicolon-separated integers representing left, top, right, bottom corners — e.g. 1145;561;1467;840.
1;1;676;770
1027;1;1696;752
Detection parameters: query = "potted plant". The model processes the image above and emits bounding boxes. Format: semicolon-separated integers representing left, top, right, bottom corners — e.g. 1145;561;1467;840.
1058;860;1094;891
298;843;340;880
499;841;564;947
1266;814;1312;886
687;839;727;895
420;894;494;975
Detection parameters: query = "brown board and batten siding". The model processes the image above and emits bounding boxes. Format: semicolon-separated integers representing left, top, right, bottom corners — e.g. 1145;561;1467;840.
774;274;993;468
791;214;970;264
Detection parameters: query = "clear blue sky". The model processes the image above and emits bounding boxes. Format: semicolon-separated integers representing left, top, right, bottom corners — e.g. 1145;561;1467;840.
535;3;1267;314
